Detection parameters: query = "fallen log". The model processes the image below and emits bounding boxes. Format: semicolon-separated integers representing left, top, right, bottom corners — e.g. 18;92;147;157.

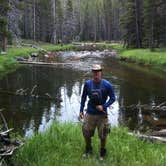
128;132;166;143
151;129;166;137
18;61;74;67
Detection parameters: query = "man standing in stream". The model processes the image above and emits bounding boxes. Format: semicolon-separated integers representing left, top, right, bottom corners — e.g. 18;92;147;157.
79;64;116;160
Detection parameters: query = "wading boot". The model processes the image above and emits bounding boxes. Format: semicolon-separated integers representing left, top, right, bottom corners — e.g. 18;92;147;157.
99;148;106;161
82;146;92;159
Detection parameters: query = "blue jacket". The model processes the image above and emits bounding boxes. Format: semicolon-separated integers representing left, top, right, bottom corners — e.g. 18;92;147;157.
80;79;115;115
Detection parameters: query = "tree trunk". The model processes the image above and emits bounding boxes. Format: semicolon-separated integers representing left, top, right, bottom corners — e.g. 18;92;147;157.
2;36;7;52
51;0;57;44
33;0;36;41
135;0;141;48
150;8;154;49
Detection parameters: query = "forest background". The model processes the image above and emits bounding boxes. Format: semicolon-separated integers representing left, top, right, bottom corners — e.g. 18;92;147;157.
0;0;165;52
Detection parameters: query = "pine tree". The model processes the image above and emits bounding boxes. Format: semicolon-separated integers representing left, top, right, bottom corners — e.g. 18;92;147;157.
50;0;57;44
0;0;10;51
79;0;90;41
120;0;142;48
38;0;52;42
159;1;166;46
112;0;121;40
56;0;63;43
143;0;166;48
7;0;22;43
63;0;75;43
103;0;113;41
21;0;35;40
143;0;156;48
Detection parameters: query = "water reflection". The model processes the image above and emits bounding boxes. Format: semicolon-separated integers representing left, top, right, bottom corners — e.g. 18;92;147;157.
0;52;166;137
57;83;119;126
57;83;82;123
0;66;84;137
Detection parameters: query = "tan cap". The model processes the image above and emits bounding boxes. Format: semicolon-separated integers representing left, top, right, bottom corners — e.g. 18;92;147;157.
91;64;102;71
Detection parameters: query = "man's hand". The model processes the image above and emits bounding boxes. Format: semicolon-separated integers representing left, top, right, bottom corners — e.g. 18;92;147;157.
79;112;84;119
96;105;105;113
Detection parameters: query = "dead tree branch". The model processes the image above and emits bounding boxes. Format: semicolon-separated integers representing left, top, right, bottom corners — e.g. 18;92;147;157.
0;111;24;160
128;132;166;143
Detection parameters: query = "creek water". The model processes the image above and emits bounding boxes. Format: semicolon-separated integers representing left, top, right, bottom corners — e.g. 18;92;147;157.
0;51;166;137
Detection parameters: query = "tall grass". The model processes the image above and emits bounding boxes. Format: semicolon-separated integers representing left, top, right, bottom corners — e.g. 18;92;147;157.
13;123;166;166
119;48;166;66
0;47;37;77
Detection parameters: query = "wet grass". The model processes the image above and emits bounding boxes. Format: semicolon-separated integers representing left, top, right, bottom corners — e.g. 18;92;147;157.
12;123;166;166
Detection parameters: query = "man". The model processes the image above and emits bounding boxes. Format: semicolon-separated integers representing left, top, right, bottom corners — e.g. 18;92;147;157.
79;64;116;160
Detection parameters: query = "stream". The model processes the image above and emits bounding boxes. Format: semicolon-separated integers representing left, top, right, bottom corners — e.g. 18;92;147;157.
0;51;166;137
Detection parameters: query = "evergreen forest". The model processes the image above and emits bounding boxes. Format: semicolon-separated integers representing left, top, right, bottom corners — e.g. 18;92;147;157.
0;0;166;51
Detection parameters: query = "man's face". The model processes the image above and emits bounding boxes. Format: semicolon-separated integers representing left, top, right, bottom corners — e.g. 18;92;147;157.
92;70;102;82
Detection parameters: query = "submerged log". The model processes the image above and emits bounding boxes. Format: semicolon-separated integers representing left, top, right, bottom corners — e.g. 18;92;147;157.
0;85;62;104
18;61;74;67
121;101;166;112
0;89;60;101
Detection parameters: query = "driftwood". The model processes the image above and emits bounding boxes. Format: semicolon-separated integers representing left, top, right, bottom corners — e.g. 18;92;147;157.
151;129;166;137
0;110;24;159
71;42;115;51
0;89;58;101
21;43;47;53
0;129;24;158
0;85;61;102
128;132;166;143
0;111;8;131
120;101;166;112
121;101;166;139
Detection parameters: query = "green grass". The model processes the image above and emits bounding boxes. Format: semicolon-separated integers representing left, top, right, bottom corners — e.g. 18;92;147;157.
12;123;166;166
97;43;166;67
0;43;76;77
119;48;166;66
0;47;37;77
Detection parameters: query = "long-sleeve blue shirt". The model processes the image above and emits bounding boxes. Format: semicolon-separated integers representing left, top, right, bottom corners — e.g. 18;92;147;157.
80;79;116;115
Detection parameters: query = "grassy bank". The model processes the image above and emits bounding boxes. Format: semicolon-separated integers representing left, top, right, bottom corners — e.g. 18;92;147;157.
0;43;76;78
13;123;166;166
118;47;166;67
0;41;115;77
0;47;36;77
